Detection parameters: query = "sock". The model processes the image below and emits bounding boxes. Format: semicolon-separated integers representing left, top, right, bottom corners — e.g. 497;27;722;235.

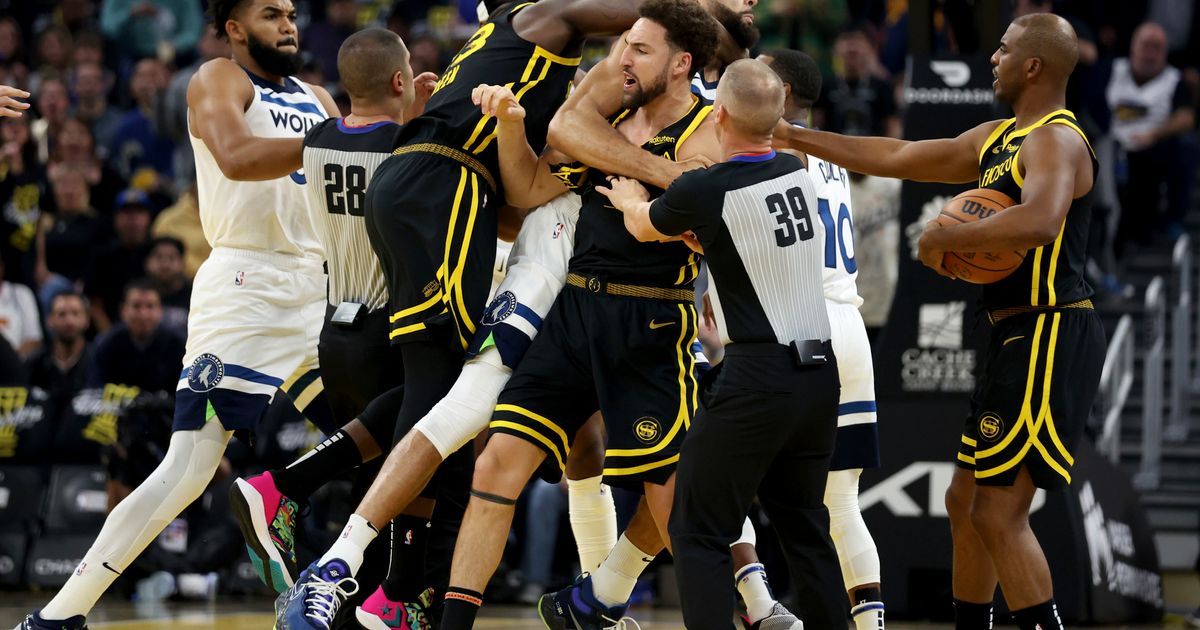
271;429;362;500
953;599;994;630
591;534;654;608
441;587;483;630
320;514;380;576
382;514;431;601
567;476;617;573
735;563;776;623
1012;599;1063;630
851;599;885;630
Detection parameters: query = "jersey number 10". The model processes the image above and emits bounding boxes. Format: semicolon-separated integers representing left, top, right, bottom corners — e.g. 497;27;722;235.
817;199;857;273
324;163;367;216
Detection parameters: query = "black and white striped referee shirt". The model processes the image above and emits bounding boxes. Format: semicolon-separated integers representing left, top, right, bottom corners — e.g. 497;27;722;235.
649;150;830;346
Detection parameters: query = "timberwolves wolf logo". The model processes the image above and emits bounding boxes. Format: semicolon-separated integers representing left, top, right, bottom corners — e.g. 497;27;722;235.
187;354;225;392
482;291;517;325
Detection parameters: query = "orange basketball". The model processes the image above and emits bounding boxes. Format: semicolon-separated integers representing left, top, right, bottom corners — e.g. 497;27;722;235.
934;188;1024;284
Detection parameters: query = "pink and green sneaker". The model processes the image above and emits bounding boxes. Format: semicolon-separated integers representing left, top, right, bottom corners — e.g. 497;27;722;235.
230;471;299;592
355;586;434;630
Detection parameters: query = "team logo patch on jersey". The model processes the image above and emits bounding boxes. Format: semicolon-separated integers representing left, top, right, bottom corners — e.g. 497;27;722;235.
979;413;1004;442
187;354;225;392
482;291;517;325
634;417;661;444
422;280;441;299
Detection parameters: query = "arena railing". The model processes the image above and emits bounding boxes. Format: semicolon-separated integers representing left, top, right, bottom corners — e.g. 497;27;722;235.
1096;314;1135;464
1135;275;1166;490
1167;234;1192;442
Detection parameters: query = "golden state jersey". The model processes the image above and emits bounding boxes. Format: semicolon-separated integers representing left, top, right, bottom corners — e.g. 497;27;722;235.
976;109;1097;310
567;95;711;287
398;2;580;194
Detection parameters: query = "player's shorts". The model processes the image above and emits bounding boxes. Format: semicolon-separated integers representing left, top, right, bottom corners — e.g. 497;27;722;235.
827;301;880;470
490;282;699;489
318;305;403;444
469;193;581;368
365;149;499;351
957;307;1105;490
173;248;325;433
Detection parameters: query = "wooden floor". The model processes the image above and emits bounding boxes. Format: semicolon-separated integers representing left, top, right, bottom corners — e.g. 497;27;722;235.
0;596;1181;629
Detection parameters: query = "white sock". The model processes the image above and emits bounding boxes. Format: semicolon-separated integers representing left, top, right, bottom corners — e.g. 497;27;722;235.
319;513;379;576
852;601;885;630
735;563;777;623
591;534;654;608
567;475;617;573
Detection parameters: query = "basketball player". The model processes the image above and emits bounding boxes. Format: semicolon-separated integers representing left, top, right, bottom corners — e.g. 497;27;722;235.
273;1;660;628
12;1;338;629
764;48;887;630
779;14;1105;630
690;0;758;100
600;57;846;630
431;4;721;628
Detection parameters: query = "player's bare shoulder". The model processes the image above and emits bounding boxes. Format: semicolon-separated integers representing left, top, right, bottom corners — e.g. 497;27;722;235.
186;58;255;135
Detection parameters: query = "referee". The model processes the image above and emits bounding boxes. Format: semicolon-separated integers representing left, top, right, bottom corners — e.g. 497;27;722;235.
598;58;846;630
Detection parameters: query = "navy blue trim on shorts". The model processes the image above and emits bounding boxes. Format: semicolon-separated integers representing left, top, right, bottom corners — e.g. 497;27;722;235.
829;422;881;470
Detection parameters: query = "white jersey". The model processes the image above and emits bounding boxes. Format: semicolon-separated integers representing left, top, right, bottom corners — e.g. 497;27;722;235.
691;70;719;101
807;152;864;308
189;70;329;259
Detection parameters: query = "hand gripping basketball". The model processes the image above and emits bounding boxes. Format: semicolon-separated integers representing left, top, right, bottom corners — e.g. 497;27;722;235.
935;188;1025;284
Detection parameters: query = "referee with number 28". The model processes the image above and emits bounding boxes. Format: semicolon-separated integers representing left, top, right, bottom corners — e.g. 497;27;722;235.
597;58;847;630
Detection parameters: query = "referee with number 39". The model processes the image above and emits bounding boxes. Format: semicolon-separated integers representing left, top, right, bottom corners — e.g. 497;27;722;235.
597;58;847;630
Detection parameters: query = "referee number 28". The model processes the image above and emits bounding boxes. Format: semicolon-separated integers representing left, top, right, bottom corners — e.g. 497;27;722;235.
323;163;367;216
766;187;814;247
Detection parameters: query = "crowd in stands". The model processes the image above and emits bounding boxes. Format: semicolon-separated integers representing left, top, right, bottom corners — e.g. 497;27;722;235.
0;0;1196;602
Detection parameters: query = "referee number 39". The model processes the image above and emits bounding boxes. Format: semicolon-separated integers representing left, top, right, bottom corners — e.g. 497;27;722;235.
765;187;814;248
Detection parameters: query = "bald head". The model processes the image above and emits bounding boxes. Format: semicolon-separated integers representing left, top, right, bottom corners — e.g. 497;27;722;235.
1131;22;1168;81
1011;12;1078;83
338;28;411;103
715;59;785;138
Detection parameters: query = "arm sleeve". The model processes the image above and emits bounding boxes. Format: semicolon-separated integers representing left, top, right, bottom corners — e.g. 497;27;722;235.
648;168;719;237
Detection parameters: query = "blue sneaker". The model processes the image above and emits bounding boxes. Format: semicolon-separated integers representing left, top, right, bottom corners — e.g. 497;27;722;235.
274;559;359;630
13;611;87;630
536;575;639;630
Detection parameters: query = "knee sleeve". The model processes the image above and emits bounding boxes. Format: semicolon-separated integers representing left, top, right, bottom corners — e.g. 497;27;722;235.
731;516;756;548
824;468;881;590
415;348;511;458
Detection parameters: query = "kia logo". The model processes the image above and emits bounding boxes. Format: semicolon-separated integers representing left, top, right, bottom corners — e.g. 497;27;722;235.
930;61;971;87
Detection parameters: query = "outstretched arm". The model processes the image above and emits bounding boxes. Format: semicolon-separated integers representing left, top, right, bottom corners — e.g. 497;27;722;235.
186;58;305;181
516;0;643;54
473;84;568;208
774;119;1003;184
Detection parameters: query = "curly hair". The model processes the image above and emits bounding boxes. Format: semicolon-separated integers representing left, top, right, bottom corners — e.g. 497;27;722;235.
207;0;251;40
638;0;720;76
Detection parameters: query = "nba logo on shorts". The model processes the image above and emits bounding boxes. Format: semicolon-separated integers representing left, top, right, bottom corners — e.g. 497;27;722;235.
234;271;245;286
187;353;225;392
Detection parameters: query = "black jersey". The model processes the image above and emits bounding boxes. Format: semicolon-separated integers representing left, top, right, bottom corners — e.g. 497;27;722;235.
399;2;580;194
976;109;1097;310
567;96;712;287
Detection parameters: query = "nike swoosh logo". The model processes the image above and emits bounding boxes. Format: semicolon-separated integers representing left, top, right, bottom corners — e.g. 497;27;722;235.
1002;335;1025;346
102;562;122;575
649;320;676;330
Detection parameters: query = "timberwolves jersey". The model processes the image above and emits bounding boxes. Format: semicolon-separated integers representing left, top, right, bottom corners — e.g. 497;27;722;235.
189;68;328;258
798;124;863;308
691;70;719;102
399;2;580;194
976;109;1097;310
568;96;711;287
303;119;405;310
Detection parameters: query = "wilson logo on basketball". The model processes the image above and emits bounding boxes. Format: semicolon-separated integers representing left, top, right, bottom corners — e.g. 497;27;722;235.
959;200;996;219
634;417;661;444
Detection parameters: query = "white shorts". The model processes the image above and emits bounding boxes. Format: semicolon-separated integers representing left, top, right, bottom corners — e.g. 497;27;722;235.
827;300;880;469
469;193;581;367
173;247;326;433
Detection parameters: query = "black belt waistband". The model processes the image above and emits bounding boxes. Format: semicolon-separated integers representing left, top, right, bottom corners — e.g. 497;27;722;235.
566;272;694;303
987;298;1094;325
391;142;497;193
724;340;834;358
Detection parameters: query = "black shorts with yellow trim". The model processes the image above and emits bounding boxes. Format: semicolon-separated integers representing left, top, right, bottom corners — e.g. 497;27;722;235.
364;150;498;350
489;285;700;490
956;308;1105;491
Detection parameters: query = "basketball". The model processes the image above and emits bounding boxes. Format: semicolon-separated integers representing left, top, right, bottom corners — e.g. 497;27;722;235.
935;188;1024;284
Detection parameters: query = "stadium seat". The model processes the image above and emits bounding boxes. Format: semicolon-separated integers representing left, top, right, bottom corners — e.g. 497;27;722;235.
0;531;28;587
24;534;94;588
43;465;109;535
0;466;46;533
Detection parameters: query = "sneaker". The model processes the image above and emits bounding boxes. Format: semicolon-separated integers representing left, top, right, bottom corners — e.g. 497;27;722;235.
355;586;434;630
536;575;640;630
274;559;359;630
746;603;803;630
230;471;300;593
1185;607;1200;629
13;611;88;630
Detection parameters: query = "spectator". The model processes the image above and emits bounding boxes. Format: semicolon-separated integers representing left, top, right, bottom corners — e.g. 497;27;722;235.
144;236;190;336
848;173;901;343
71;29;106;69
89;278;184;394
27;291;92;401
29;24;73;94
85;189;153;332
1108;22;1197;249
408;34;447;76
814;22;900;138
50;118;126;216
110;58;175;187
71;60;121;154
0;257;42;357
0;17;30;90
0;114;47;283
99;0;204;66
305;0;360;84
151;182;209;278
35;164;108;309
154;24;228;187
30;75;69;163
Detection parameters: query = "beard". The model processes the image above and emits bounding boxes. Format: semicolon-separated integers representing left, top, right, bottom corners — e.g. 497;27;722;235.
621;66;670;110
710;3;760;50
247;31;303;77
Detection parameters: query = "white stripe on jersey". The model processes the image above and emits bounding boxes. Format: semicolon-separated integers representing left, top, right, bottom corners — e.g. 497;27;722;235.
303;144;392;309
